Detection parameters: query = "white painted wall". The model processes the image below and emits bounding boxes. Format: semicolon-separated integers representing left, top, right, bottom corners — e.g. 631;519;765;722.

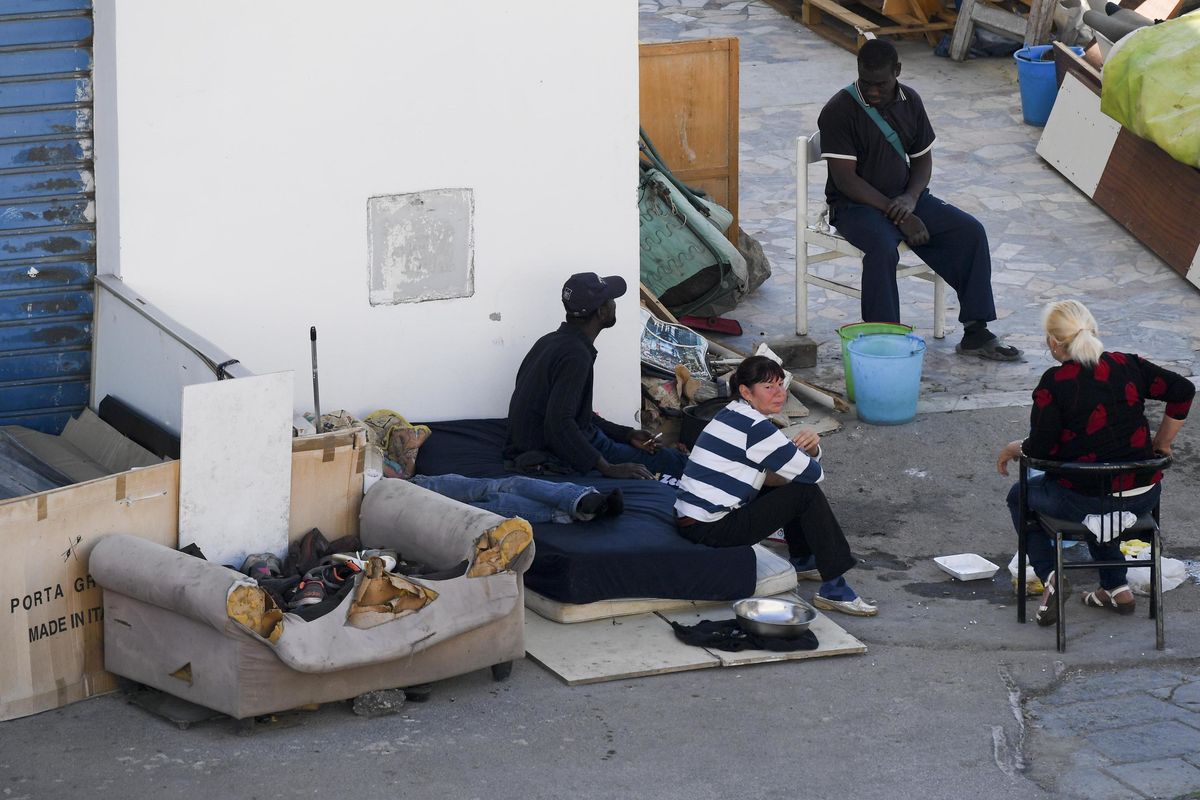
92;1;642;426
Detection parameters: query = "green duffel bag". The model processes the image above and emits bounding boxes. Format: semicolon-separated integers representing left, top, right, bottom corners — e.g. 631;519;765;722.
638;131;747;318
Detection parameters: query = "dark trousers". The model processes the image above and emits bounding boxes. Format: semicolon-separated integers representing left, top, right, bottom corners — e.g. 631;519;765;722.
831;191;997;325
679;483;856;582
1006;476;1161;590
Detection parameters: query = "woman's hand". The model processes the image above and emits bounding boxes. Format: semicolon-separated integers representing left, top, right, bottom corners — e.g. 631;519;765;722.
791;429;821;457
996;440;1023;476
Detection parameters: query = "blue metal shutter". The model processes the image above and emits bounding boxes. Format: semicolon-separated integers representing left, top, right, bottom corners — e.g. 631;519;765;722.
0;0;94;433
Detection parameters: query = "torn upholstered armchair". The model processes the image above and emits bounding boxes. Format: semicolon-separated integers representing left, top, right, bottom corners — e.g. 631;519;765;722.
90;479;534;719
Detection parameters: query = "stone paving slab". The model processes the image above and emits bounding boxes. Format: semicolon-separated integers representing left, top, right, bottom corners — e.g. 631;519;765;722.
1086;720;1200;763
1106;759;1200;800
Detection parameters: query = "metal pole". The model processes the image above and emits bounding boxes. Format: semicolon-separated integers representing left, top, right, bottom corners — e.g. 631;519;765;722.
310;326;322;435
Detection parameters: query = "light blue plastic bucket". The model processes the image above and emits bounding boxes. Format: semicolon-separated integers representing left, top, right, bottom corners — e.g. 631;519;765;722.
846;333;926;425
1014;45;1085;126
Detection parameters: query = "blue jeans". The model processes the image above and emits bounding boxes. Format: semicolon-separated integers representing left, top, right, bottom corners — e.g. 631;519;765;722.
831;191;996;325
588;429;688;478
410;473;595;524
1006;475;1161;589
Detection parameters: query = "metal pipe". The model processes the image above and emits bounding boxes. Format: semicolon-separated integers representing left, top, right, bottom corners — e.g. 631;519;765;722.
310;326;321;434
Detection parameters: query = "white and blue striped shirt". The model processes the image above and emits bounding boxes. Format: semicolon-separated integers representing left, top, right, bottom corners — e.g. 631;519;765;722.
674;400;824;523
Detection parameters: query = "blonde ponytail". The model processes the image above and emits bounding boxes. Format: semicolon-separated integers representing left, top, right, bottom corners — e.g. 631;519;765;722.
1043;300;1104;367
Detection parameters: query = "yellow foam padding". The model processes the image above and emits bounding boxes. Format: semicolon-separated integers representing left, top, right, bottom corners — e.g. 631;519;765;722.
468;518;534;578
227;584;285;642
349;557;439;623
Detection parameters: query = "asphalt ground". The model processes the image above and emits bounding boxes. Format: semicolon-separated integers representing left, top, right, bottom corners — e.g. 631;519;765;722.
3;405;1197;800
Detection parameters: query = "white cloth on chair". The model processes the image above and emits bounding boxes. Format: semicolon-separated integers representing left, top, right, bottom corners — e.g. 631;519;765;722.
1082;511;1138;543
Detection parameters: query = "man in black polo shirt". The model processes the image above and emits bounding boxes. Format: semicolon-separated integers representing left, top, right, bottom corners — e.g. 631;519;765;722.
506;272;688;479
818;39;1021;361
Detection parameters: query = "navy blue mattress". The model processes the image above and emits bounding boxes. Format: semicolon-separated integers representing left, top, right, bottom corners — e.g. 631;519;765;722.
414;419;756;605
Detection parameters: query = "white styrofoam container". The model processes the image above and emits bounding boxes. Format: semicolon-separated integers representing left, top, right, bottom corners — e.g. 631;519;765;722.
934;553;1000;581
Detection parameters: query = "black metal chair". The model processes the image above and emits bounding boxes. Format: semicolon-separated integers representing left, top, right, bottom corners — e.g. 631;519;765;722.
1016;454;1172;652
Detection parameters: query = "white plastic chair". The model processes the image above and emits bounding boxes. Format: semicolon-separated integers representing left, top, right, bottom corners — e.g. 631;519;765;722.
794;131;946;338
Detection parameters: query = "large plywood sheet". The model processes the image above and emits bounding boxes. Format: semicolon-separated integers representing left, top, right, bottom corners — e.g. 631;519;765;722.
0;462;179;721
524;612;721;685
525;597;866;685
179;372;294;567
639;38;739;243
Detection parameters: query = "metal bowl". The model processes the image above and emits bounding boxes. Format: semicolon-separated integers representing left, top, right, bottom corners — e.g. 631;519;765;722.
732;597;816;639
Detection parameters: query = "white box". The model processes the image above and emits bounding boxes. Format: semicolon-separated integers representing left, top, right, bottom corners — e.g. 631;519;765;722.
934;553;1000;581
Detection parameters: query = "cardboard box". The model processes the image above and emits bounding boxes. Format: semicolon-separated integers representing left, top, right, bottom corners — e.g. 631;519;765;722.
0;408;163;488
0;429;365;722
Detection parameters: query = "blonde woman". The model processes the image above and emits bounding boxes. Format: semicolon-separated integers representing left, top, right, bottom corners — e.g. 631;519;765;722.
996;300;1194;626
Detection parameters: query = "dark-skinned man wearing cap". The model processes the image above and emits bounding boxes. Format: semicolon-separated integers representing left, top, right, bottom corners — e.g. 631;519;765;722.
506;272;688;481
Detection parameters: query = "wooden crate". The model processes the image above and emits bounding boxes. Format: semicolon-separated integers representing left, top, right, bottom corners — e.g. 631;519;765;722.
766;0;957;52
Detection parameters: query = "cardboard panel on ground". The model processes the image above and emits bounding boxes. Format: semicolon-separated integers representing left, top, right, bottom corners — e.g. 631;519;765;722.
524;592;867;686
0;428;365;722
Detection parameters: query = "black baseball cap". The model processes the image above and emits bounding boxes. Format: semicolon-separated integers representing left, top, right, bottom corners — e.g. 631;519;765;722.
561;272;627;317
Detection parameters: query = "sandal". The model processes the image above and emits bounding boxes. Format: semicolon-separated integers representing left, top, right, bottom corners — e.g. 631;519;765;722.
1082;585;1136;616
1035;571;1068;627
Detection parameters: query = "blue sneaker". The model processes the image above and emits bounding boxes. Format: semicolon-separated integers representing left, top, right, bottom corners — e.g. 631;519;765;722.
789;555;821;581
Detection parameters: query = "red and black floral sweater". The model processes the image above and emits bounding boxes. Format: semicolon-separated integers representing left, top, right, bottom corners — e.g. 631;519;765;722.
1023;352;1194;494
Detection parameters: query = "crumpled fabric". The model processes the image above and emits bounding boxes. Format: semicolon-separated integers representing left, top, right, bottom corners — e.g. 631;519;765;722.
363;410;431;480
1082;511;1138;543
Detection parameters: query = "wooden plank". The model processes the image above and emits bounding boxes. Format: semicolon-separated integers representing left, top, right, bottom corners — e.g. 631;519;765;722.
1053;40;1101;95
1093;130;1200;277
639;39;739;245
806;0;880;30
640;281;680;324
1124;0;1184;18
874;21;955;33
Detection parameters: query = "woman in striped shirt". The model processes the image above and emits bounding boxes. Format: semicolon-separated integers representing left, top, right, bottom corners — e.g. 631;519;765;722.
675;356;877;617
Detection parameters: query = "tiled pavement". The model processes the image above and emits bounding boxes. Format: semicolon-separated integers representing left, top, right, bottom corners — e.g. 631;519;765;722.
641;4;1200;798
639;1;1200;402
1024;667;1200;799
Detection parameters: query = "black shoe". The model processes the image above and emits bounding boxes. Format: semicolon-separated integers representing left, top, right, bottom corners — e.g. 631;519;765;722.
577;489;624;519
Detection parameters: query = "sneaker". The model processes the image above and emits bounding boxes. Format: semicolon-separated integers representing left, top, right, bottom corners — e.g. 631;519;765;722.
306;561;362;592
331;549;398;572
287;578;326;608
240;552;283;580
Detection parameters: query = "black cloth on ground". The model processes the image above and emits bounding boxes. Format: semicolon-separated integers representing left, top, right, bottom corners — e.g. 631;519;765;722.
414;418;757;605
670;619;819;652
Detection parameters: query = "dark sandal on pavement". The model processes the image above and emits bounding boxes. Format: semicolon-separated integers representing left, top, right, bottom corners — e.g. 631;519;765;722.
1035;571;1068;627
955;338;1023;362
1082;584;1136;616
